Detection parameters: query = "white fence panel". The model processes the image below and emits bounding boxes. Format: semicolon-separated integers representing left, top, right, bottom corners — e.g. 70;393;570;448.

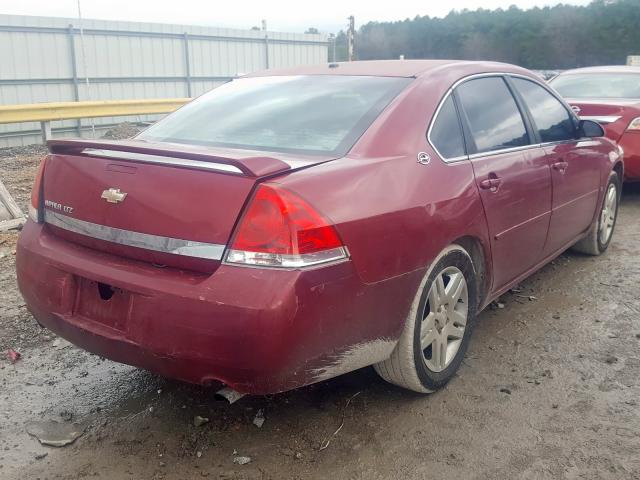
0;14;328;147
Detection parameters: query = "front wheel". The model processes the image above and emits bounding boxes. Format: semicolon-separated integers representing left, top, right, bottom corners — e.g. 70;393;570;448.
572;171;620;256
374;245;478;393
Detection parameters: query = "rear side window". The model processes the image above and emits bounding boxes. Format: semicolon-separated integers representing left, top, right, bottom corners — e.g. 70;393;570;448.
512;78;576;143
456;77;529;154
430;96;466;159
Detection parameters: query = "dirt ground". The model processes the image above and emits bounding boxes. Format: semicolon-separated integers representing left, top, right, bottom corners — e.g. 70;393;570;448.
1;140;639;479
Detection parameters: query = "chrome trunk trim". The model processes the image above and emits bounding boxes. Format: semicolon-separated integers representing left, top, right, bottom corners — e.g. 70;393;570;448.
44;210;225;260
579;115;621;124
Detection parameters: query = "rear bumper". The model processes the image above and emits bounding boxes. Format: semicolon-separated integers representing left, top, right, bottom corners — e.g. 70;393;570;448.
619;132;640;180
16;221;416;394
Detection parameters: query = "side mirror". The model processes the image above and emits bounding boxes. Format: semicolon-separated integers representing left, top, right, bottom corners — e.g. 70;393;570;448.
578;119;605;138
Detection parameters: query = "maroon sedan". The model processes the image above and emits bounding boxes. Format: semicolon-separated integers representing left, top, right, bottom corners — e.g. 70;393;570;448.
17;60;622;396
550;66;640;180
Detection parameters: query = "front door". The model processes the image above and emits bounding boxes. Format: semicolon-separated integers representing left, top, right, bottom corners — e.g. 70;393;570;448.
455;76;553;290
509;77;602;255
542;142;601;253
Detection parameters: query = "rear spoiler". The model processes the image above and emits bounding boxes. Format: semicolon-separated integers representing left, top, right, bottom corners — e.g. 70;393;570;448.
46;138;292;177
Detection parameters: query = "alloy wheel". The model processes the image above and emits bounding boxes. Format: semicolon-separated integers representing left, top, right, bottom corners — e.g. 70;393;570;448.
421;266;469;372
599;183;617;245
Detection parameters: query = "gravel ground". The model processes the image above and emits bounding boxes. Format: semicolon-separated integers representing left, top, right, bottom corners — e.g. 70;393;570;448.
99;122;144;140
1;141;639;479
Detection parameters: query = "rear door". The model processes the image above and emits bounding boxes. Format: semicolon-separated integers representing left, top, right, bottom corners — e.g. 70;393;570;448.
510;77;602;255
454;76;552;290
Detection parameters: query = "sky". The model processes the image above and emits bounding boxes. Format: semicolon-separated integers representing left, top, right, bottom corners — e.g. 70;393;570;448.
1;0;592;33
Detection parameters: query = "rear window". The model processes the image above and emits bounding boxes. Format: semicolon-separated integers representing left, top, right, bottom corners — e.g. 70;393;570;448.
139;75;412;156
550;73;640;98
429;96;466;159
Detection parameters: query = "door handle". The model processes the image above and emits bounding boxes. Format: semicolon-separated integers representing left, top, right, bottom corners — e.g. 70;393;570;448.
553;160;569;173
479;177;502;191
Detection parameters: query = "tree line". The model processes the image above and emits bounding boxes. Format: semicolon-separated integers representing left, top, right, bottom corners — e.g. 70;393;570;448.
330;0;640;69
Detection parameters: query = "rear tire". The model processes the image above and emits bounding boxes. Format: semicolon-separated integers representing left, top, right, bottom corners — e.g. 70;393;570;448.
374;245;478;393
572;171;620;256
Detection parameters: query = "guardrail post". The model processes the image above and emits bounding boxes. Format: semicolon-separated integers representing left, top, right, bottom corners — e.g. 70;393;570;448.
183;32;192;97
40;121;52;144
67;24;82;136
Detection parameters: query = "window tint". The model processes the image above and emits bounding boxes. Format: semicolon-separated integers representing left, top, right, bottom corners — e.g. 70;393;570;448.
512;78;576;143
456;77;529;153
430;96;466;159
139;75;412;156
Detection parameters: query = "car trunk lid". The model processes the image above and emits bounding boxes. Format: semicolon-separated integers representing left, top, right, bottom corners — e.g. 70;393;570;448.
566;98;640;140
41;139;335;273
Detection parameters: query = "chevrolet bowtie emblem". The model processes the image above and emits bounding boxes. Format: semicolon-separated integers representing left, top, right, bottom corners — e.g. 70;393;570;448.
101;188;127;204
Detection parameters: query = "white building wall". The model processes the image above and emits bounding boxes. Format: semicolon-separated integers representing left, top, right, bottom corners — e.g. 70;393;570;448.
0;14;328;147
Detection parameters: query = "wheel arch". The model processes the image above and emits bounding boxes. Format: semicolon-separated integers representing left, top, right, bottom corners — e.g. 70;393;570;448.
451;235;491;308
613;160;623;182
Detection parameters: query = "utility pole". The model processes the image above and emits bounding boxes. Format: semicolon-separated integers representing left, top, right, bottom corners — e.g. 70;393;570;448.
347;15;355;61
77;0;95;138
329;33;336;62
262;19;269;69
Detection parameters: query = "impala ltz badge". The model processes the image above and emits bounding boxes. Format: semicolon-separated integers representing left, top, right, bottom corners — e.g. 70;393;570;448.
44;200;73;214
101;188;127;204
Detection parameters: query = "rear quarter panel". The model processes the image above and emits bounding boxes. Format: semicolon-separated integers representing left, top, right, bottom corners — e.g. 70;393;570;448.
272;77;492;341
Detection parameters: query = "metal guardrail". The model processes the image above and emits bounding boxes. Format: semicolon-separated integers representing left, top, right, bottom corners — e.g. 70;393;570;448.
0;98;190;123
0;98;190;143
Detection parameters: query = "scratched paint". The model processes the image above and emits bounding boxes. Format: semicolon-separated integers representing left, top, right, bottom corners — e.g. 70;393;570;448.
311;338;397;382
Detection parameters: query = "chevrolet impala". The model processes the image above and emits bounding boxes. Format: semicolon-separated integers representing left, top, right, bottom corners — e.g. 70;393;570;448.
17;60;622;395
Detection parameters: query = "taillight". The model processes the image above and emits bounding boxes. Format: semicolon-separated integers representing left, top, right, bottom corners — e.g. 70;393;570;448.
225;184;348;268
29;158;47;223
627;117;640;131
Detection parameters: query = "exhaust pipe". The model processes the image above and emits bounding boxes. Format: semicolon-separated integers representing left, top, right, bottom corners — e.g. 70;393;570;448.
215;386;246;404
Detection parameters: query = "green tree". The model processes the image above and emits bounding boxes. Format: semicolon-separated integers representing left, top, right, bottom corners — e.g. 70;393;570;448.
346;0;640;69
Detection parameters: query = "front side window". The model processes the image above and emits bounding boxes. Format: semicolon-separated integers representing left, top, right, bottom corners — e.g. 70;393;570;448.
550;73;640;99
429;96;466;159
456;77;529;154
139;75;412;156
512;78;576;143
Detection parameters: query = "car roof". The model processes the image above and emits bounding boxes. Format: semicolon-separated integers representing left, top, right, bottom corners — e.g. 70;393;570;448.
559;65;640;75
244;59;532;79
